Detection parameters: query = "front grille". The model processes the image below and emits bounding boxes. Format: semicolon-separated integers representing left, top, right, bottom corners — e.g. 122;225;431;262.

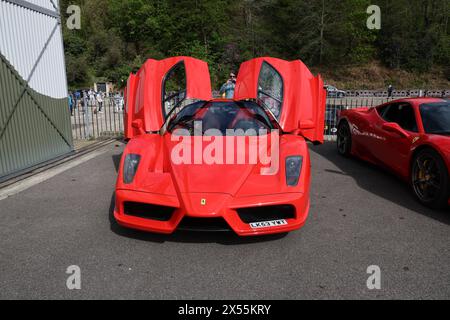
177;217;231;232
237;205;296;223
123;202;175;221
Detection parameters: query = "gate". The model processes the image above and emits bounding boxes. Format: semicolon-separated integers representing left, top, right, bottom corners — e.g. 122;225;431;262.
71;96;124;140
0;0;73;180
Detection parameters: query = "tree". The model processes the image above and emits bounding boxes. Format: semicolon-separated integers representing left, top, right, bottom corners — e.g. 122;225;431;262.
60;0;450;88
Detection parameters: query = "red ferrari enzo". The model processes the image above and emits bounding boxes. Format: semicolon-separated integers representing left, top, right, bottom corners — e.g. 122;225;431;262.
115;56;326;236
337;98;450;209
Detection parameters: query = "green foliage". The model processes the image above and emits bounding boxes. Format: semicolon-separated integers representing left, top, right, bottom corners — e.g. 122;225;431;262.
61;0;449;89
377;0;449;72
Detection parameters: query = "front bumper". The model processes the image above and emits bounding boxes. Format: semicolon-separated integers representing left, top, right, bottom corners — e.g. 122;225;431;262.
114;189;310;236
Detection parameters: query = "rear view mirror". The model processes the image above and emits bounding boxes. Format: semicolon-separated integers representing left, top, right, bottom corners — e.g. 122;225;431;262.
382;122;410;138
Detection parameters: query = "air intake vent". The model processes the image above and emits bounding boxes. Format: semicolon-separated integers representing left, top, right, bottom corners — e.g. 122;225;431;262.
123;202;175;221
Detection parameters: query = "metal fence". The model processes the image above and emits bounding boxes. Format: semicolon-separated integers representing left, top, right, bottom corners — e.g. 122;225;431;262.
71;95;447;142
324;96;398;141
71;97;124;140
337;89;450;98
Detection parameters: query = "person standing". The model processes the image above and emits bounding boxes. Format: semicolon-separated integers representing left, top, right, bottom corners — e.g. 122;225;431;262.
387;84;394;98
114;92;120;113
219;73;237;99
83;90;92;137
74;90;80;111
120;92;124;111
96;91;104;113
68;92;74;116
88;88;96;109
82;90;88;113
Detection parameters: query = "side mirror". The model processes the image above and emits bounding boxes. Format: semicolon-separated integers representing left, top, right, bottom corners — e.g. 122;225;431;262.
131;119;145;135
382;122;410;138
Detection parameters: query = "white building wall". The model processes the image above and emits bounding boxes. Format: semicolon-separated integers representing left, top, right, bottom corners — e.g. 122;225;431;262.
26;0;58;11
0;0;67;99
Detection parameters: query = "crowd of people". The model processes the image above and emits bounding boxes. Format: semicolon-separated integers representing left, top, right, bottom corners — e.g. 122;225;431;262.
67;73;237;117
68;89;124;116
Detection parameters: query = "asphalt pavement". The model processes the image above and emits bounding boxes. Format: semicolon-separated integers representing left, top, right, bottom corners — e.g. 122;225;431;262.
0;141;448;299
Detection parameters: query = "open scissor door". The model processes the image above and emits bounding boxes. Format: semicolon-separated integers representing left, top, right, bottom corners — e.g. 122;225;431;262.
133;57;212;133
234;57;326;143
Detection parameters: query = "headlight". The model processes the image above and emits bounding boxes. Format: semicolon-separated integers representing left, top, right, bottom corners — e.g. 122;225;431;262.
285;156;303;186
123;154;141;184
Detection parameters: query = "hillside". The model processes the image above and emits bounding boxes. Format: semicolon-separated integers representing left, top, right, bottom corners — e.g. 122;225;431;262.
61;0;450;90
313;61;450;90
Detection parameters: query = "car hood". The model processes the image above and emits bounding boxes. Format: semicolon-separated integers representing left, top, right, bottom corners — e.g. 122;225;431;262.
168;161;255;195
163;135;273;196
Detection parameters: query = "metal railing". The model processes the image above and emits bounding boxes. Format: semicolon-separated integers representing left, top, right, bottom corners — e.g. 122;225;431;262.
71;94;448;142
335;89;450;98
71;97;124;140
324;96;398;141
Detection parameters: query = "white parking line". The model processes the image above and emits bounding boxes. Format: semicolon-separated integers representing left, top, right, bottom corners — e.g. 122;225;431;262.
0;147;111;201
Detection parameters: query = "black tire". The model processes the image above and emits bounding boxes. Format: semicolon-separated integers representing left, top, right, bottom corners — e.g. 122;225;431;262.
411;148;450;209
337;121;352;156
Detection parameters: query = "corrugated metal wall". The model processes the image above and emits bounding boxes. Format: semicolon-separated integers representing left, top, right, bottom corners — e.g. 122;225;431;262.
0;0;73;180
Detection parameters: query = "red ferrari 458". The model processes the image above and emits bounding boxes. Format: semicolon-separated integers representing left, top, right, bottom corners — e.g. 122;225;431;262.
115;56;326;236
337;98;450;209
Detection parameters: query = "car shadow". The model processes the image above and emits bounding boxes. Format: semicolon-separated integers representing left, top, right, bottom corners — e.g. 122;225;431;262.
310;142;450;225
108;193;289;245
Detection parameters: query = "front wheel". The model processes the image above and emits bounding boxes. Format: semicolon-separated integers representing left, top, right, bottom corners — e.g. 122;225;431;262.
411;149;449;209
337;121;352;156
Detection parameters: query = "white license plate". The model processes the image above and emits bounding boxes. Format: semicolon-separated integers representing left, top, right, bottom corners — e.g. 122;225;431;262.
250;220;288;229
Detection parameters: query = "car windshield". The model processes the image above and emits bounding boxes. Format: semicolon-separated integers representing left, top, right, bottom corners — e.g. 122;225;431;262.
167;101;276;136
419;102;450;135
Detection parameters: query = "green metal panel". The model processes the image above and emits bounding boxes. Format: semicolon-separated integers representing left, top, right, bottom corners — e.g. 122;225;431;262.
0;53;73;179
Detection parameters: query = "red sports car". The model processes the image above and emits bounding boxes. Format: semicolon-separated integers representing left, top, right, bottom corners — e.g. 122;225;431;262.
115;56;326;236
337;98;450;209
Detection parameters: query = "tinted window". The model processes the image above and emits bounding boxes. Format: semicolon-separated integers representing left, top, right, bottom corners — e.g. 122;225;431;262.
382;103;418;132
258;62;283;120
376;104;390;117
420;102;450;134
168;101;274;136
162;62;187;117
